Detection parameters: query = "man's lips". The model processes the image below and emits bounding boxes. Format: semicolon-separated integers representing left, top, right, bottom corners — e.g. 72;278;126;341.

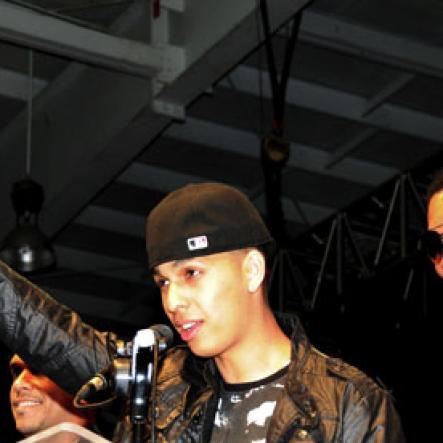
175;320;203;341
12;398;43;409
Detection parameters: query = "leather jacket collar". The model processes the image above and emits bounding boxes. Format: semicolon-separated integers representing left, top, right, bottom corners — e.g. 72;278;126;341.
154;312;322;442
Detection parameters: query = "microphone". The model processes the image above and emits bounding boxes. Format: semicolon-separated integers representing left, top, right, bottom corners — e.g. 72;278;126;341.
75;324;174;404
144;324;174;352
75;358;130;402
115;324;174;357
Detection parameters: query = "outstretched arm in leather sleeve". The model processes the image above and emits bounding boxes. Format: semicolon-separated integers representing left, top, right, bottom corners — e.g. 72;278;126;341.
0;260;116;395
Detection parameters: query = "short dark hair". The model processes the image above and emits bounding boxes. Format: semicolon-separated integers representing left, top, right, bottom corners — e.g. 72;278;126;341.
427;169;443;206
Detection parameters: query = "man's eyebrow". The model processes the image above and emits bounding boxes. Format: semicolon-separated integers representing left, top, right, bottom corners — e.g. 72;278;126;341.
153;260;186;276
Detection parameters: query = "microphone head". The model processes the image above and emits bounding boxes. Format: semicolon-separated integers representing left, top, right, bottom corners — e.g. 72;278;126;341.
150;324;174;350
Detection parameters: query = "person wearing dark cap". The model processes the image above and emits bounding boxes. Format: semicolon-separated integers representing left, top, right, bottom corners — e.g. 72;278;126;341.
0;182;405;442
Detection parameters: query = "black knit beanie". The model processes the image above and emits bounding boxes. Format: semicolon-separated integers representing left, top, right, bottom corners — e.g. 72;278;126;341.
146;182;275;268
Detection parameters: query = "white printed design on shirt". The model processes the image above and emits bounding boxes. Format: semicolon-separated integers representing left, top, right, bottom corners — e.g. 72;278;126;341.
214;398;229;427
246;401;277;427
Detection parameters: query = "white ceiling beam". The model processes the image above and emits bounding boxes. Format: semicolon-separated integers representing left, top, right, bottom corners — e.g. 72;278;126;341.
300;11;443;79
0;1;163;78
167;117;398;187
326;128;379;169
0;0;312;239
76;163;330;235
41;1;310;236
0;0;310;87
223;65;443;144
75;205;146;239
362;73;415;117
118;162;334;225
161;0;186;13
0;1;161;237
0;67;47;100
153;0;311;105
119;162;208;192
54;245;149;285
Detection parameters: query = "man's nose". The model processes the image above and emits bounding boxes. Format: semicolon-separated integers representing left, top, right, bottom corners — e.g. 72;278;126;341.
12;370;34;390
164;283;188;313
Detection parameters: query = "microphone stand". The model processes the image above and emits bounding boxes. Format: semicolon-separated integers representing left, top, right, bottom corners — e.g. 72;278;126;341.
74;326;172;443
129;329;159;443
130;348;151;442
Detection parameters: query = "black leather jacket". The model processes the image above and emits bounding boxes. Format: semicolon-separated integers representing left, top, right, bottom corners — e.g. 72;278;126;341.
0;261;405;442
150;318;405;443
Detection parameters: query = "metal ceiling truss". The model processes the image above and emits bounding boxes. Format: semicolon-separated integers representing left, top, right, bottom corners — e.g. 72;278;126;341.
269;164;432;314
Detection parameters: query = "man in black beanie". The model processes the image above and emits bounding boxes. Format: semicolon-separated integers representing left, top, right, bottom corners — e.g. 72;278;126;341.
0;182;404;442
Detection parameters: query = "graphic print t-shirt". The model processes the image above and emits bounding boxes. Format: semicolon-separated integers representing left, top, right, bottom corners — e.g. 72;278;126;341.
210;365;288;443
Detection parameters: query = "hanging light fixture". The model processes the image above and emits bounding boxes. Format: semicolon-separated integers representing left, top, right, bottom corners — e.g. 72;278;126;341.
0;50;56;273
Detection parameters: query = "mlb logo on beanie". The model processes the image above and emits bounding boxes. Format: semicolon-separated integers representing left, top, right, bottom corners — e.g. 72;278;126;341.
187;236;208;251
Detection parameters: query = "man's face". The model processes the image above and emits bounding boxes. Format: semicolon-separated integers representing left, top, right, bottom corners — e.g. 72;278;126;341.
427;189;443;278
9;355;88;436
154;250;252;360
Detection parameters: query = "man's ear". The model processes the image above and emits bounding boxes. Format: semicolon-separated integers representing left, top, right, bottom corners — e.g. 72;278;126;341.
243;249;266;293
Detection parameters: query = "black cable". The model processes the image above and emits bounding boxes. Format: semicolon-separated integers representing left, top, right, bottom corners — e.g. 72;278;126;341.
73;392;117;409
275;13;303;129
259;0;281;127
255;1;266;137
259;0;312;135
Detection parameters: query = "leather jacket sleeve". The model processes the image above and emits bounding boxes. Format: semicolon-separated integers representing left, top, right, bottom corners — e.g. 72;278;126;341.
0;260;115;395
342;381;405;443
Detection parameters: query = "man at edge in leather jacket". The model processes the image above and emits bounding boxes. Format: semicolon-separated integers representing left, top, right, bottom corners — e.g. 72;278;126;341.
426;170;443;277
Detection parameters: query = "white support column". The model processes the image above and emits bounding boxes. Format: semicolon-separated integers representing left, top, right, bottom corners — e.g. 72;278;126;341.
161;0;186;12
150;0;311;118
150;0;260;118
150;2;186;117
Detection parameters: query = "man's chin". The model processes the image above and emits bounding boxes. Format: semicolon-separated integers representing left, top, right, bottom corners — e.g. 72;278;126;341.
189;342;219;358
16;421;43;437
